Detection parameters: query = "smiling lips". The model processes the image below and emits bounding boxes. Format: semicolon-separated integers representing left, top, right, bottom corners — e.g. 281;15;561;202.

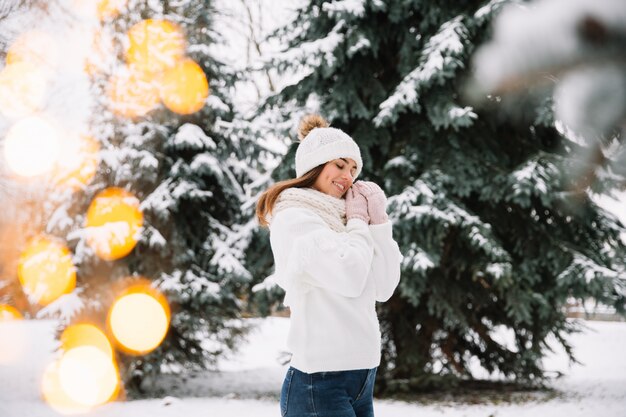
332;181;346;192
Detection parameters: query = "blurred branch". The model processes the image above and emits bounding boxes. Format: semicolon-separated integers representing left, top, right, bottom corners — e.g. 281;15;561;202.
239;0;276;96
490;15;626;95
0;0;44;21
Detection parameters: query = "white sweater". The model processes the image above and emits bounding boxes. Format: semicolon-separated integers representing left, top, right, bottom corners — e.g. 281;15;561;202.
269;207;402;373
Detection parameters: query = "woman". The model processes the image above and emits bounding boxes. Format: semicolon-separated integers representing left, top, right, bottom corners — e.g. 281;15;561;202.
256;114;402;417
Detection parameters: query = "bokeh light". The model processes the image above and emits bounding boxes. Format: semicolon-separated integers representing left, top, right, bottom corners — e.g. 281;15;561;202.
85;187;143;261
58;346;119;407
108;284;170;355
126;19;186;74
61;324;113;359
42;360;92;415
17;236;76;306
0;62;49;119
97;0;128;21
160;59;209;115
0;305;23;321
108;66;160;118
6;30;60;68
3;115;61;177
53;134;100;191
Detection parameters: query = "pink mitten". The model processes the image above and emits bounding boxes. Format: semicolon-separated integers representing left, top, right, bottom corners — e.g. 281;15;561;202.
353;181;388;225
345;187;370;223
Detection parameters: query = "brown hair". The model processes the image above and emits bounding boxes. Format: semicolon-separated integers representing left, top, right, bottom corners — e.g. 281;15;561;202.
255;165;325;227
256;114;332;227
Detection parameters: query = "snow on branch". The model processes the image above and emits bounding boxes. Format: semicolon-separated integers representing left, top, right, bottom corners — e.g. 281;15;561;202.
322;0;366;19
474;0;515;25
375;16;470;127
262;20;346;75
391;177;511;263
167;123;217;153
403;243;436;273
509;157;559;207
557;251;620;285
426;97;477;131
36;289;84;324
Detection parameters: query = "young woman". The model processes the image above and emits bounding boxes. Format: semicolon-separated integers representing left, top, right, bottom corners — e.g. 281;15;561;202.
256;115;402;417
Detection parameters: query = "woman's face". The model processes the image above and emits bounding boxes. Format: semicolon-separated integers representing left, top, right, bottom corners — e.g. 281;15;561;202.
312;158;357;198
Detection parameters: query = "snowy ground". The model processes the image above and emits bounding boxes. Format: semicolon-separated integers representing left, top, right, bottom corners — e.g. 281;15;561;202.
0;318;625;416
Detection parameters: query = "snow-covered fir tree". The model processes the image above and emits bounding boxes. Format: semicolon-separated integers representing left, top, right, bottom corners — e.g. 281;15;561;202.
254;0;626;393
0;0;89;316
39;0;267;396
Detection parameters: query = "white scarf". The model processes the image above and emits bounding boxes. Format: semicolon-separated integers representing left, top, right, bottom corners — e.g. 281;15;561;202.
272;187;346;232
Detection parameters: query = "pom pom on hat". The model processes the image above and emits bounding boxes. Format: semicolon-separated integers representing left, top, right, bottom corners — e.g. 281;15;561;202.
295;114;363;178
298;114;329;140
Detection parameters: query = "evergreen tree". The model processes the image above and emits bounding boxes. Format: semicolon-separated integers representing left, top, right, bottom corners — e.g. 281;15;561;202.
258;0;626;394
41;0;265;397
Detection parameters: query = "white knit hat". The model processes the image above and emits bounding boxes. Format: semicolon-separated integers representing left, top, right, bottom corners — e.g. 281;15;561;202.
295;127;363;178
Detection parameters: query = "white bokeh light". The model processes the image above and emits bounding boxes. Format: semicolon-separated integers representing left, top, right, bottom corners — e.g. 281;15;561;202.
57;346;118;407
3;116;61;177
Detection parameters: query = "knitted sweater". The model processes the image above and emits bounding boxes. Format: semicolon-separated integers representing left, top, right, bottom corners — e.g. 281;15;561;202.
269;189;402;373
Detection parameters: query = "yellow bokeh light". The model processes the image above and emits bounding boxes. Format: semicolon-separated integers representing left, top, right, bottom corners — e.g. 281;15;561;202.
6;30;60;68
3;115;61;177
108;66;160;118
61;324;113;359
126;19;186;74
108;285;170;355
42;360;92;415
0;62;49;119
97;0;128;20
85;187;143;261
53;134;100;191
160;59;209;115
18;236;76;306
0;305;23;321
58;346;119;407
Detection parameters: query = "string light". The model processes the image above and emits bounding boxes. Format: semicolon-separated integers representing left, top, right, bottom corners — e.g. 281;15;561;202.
57;346;119;407
108;283;170;355
126;19;185;74
61;324;114;359
160;59;209;115
17;235;76;306
0;62;49;119
0;305;22;321
85;187;144;261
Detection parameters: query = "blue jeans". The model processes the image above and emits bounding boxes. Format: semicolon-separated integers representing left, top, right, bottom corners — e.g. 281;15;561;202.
280;366;377;417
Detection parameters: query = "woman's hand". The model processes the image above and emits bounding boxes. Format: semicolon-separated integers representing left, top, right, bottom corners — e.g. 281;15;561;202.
345;187;370;223
353;181;388;225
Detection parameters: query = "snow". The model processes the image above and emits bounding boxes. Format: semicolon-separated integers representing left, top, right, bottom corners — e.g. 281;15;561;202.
557;252;620;284
168;124;216;152
374;16;469;127
36;290;85;324
1;318;625;416
265;20;346;73
322;0;366;18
